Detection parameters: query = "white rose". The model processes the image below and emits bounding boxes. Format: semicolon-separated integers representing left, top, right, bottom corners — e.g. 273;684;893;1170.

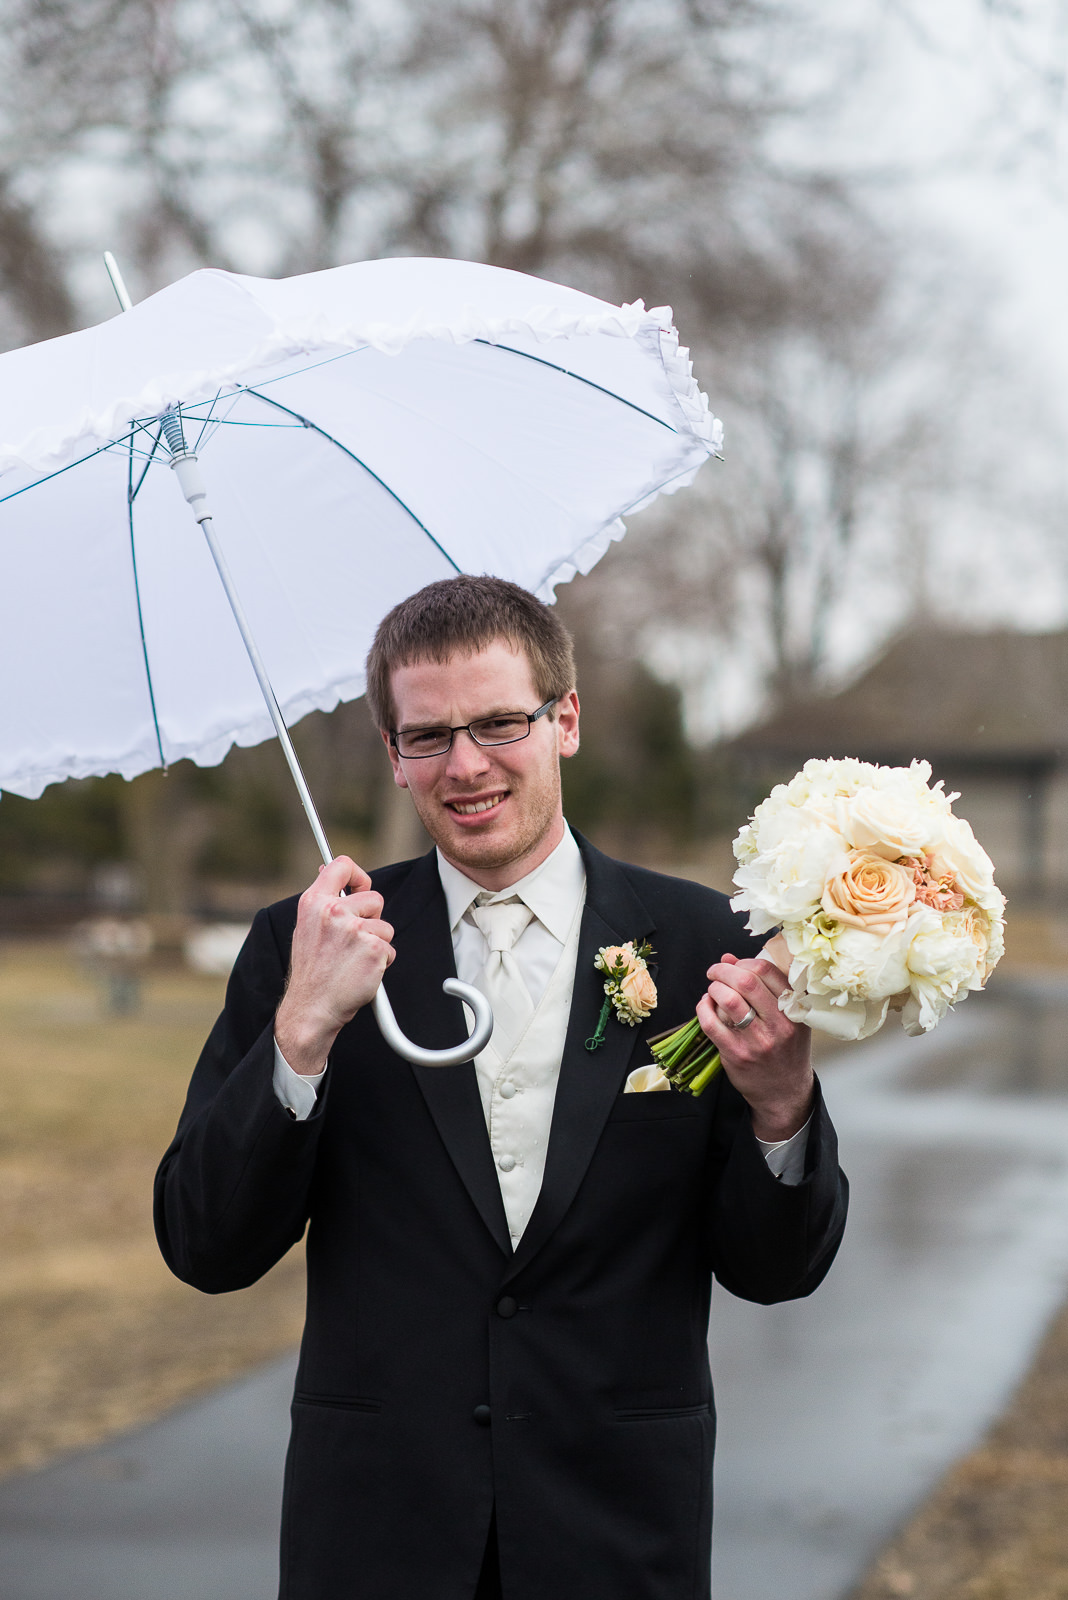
731;809;849;933
934;813;1001;908
899;994;927;1037
780;985;891;1042
871;759;939;797
733;821;758;866
836;787;937;860
777;918;910;1039
980;908;1006;977
903;905;982;1031
906;905;979;978
823;920;912;1002
879;763;957;814
941;904;1003;988
780;759;879;827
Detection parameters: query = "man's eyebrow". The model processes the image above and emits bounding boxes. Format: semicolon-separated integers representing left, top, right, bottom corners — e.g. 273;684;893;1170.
396;705;524;731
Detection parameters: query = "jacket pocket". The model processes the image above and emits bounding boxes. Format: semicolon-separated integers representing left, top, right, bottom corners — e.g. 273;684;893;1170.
607;1093;700;1121
614;1401;711;1422
293;1391;382;1414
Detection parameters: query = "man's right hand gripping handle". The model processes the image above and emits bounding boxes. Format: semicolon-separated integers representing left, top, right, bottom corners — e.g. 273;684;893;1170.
274;856;396;1077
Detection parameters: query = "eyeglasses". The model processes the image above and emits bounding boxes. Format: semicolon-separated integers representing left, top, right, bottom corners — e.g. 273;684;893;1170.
390;698;557;759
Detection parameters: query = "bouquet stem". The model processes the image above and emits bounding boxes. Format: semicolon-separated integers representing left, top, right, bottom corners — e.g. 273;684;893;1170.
648;1015;722;1097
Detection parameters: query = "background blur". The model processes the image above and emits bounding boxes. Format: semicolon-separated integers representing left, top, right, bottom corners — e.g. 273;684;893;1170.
3;3;1068;1597
3;0;1068;921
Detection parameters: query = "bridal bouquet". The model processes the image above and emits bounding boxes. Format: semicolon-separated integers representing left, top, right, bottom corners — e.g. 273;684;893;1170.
650;758;1005;1095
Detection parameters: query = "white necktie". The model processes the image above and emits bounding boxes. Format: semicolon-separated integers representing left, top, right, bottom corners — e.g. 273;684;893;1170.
469;896;535;1057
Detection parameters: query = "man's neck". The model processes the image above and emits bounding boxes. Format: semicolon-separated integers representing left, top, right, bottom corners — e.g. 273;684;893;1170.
439;815;566;892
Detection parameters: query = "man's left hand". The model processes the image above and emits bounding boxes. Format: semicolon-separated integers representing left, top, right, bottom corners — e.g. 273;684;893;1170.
697;953;814;1142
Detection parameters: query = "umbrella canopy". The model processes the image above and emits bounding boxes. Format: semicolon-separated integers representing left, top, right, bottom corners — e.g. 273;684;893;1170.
0;256;720;801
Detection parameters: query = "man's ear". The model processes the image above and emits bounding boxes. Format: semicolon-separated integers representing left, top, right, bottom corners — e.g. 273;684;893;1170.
380;727;409;789
556;690;580;759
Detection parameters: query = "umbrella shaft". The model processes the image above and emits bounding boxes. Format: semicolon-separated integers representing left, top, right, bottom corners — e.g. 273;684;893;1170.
159;430;493;1067
197;511;334;869
161;439;332;868
196;508;495;1062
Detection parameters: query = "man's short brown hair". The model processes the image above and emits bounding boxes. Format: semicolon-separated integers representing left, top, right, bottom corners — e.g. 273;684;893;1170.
365;576;576;732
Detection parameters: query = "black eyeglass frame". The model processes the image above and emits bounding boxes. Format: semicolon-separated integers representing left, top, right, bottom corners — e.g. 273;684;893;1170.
390;698;557;758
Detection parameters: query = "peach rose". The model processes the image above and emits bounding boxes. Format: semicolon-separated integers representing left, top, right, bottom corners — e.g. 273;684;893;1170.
822;850;916;930
620;964;658;1018
598;945;630;974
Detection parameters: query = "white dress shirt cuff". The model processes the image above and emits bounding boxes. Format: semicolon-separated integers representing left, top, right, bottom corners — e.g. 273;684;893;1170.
272;1039;327;1121
755;1113;812;1186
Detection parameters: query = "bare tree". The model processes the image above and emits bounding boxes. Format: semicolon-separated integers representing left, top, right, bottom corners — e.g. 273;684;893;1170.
0;0;158;340
0;0;1041;878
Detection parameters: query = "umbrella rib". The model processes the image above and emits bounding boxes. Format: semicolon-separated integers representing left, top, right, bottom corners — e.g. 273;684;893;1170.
126;435;167;771
129;422;164;502
0;426;155;507
472;340;680;434
237;345;369;392
191;391;226;454
240;387;462;575
187;388;249;456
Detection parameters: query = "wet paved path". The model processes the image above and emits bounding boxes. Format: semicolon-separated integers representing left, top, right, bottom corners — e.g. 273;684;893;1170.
713;975;1068;1598
3;977;1068;1599
0;1355;294;1600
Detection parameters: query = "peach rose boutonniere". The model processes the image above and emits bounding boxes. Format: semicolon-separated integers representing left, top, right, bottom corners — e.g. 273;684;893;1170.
586;939;657;1051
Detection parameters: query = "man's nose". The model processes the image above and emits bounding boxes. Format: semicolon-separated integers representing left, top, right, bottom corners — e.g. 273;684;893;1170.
444;728;493;780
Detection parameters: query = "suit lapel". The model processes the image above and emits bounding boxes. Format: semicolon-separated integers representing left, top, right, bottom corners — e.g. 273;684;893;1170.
503;837;655;1283
381;851;511;1257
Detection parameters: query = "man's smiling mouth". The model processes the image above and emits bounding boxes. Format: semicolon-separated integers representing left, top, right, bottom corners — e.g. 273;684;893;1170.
448;794;506;816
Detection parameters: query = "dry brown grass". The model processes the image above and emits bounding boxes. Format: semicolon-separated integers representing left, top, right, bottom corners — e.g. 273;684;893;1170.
0;938;305;1479
5;900;1068;1599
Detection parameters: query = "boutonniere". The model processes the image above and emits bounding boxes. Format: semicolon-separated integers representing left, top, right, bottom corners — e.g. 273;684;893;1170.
585;940;657;1052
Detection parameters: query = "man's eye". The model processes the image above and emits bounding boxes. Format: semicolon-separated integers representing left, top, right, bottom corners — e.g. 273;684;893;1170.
477;716;526;738
408;728;448;747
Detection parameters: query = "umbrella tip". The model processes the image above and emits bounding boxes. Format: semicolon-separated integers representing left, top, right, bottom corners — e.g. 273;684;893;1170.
103;252;134;313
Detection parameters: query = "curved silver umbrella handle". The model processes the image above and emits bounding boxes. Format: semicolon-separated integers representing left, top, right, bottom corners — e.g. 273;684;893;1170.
373;980;494;1067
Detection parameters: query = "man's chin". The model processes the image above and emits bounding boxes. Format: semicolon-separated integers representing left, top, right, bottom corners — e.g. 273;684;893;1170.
419;807;536;874
437;824;527;873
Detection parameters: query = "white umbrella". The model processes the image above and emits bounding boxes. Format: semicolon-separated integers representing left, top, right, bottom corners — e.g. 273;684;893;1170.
0;256;721;1061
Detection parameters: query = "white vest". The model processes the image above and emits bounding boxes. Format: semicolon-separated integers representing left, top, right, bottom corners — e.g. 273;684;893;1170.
473;899;584;1248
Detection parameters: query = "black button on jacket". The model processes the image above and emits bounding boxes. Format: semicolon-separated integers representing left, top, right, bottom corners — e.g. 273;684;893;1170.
154;833;848;1600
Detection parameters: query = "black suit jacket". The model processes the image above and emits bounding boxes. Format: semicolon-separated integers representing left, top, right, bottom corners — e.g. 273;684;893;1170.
155;833;848;1600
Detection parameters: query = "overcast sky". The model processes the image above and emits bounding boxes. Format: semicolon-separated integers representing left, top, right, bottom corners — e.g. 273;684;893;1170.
836;1;1068;385
673;1;1068;738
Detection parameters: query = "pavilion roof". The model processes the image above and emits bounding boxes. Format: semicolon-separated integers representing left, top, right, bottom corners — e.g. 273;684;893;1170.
731;627;1068;769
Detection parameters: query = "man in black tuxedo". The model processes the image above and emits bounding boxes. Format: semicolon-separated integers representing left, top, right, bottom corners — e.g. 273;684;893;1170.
155;576;847;1600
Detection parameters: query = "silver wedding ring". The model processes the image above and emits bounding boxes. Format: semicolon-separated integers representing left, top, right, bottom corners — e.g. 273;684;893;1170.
731;1005;757;1031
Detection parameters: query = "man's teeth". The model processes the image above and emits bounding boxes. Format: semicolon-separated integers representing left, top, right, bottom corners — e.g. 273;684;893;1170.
452;796;504;815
